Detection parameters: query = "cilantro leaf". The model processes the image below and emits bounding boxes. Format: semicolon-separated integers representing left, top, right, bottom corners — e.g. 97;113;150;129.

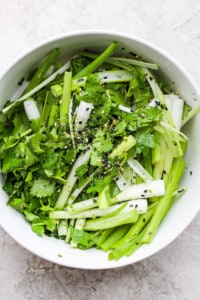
101;140;113;153
30;178;55;198
31;223;45;237
1;149;23;173
71;228;91;246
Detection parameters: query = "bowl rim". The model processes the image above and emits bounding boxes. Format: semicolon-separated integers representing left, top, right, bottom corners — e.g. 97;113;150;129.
1;29;200;95
0;30;200;269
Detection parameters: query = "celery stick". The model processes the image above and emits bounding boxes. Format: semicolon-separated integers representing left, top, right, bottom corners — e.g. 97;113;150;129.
109;228;147;261
96;228;115;247
65;219;75;243
112;204;156;249
47;98;59;129
84;209;138;231
142;158;186;243
70;218;85;248
98;185;111;209
80;51;159;70
51;84;63;97
24;48;60;93
100;224;130;251
40;91;53;127
73;41;118;79
109;135;136;159
60;71;72;126
181;105;200;127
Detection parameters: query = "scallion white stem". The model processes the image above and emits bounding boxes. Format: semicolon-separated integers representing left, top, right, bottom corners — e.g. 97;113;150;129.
55;148;91;209
74;101;94;132
98;70;134;83
57;220;68;236
118;105;131;113
68;172;96;205
71;70;134;90
69;197;98;212
115;173;130;191
127;158;153;182
23;98;40;120
111;56;159;70
50;199;147;219
113;180;165;202
165;94;184;130
2;60;70;114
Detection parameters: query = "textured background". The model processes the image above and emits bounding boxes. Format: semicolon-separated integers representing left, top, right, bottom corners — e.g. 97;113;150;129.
0;0;200;299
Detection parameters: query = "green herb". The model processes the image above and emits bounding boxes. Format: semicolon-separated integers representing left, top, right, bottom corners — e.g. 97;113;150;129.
0;41;199;261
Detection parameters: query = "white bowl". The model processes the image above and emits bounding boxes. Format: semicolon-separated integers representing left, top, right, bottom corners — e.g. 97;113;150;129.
0;31;200;269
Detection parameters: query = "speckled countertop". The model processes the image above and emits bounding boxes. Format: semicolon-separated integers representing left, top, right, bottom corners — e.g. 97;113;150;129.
0;1;200;299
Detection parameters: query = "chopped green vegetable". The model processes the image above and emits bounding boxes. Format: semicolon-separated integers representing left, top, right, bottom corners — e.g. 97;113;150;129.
0;41;199;261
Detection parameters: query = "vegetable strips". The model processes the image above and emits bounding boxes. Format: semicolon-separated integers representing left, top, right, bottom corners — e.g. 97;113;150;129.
0;41;199;260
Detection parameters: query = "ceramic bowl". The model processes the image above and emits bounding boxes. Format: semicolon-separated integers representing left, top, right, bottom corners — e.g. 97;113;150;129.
0;31;200;269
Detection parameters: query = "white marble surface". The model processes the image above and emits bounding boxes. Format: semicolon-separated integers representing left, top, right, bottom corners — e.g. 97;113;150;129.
0;0;200;299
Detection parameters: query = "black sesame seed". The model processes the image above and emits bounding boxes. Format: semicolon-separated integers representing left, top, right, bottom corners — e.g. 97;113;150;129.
77;78;84;83
143;218;146;222
129;51;137;57
141;194;145;197
190;171;193;175
160;104;166;110
79;121;82;124
149;76;153;81
144;189;147;193
121;47;125;50
129;204;133;207
123;183;126;186
18;77;25;85
155;100;160;106
86;107;90;111
103;76;108;79
135;204;138;208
